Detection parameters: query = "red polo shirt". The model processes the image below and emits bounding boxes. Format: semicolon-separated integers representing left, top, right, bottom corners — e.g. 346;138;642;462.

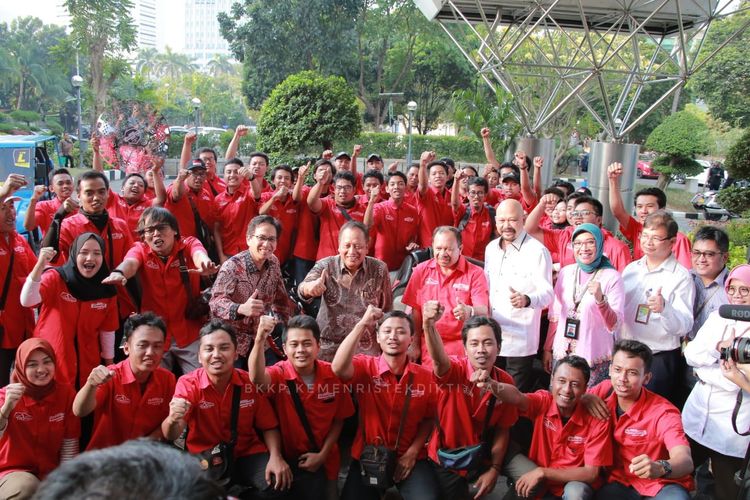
621;216;692;269
34;198;73;234
371;200;419;271
165;184;216;240
214;187;257;257
315;197;367;260
125;237;205;348
453;204;494;262
0;383;79;480
542;225;632;272
402;257;489;365
350;355;437;460
292;186;319;262
204;174;227;198
260;192;299;265
87;359;176;450
415;187;453;248
591;380;694;496
267;360;354;480
0;232;36;349
175;368;278;458
523;390;612;496
108;190;152;238
427;357;518;470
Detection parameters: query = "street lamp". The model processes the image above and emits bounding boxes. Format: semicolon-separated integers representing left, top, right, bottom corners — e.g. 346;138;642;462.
71;74;84;169
406;101;417;168
191;97;201;139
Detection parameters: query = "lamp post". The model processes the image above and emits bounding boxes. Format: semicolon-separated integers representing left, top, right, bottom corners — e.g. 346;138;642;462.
71;74;84;169
406;101;417;168
191;97;201;140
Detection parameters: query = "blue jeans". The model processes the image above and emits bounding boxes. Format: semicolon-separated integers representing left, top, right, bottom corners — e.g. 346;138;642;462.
541;481;594;500
595;482;690;500
341;459;439;500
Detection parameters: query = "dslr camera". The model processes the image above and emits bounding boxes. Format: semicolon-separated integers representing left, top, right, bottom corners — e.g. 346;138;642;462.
720;337;750;364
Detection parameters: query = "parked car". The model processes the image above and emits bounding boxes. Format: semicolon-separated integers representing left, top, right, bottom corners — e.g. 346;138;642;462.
636;158;659;179
691;182;748;220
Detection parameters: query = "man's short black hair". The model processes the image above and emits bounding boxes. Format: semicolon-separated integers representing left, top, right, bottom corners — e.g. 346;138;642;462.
467;176;488;192
77;170;109;190
123;312;167;341
271;164;293;180
379;310;415;336
499;163;520;177
574;195;603;217
552;180;575;196
249;151;270;165
432;225;462;247
197;147;217;162
634;187;667;209
138;207;180;237
461;315;502;347
283;315;321;343
644;210;678;239
553;355;591;385
543;186;565;200
339;220;369;243
124;172;148;190
333;170;356;187
33;440;225;500
363;169;384;186
427;161;448;176
462;165;479;177
246;214;282;239
693;225;729;253
387;171;407;184
199;319;238;348
613;339;653;372
225;157;244;168
565;192;585;203
49;167;72;184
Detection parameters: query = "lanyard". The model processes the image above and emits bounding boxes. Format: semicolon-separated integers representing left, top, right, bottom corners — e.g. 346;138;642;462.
695;284;722;318
572;267;600;314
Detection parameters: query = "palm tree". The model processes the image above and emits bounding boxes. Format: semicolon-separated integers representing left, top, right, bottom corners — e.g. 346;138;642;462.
206;54;236;78
135;47;159;79
156;46;197;80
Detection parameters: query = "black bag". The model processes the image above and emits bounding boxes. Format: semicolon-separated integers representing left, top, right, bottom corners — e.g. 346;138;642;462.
196;385;241;485
359;373;414;490
437;394;496;473
177;250;210;321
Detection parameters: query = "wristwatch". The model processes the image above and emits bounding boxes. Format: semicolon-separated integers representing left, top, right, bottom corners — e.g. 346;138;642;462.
656;460;672;478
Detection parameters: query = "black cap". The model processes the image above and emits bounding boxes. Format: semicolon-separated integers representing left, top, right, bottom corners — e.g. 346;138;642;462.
439;157;455;169
334;151;351;161
501;173;521;184
188;158;207;171
366;154;382;163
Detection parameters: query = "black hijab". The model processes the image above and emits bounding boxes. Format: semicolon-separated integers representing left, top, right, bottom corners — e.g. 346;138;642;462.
54;232;117;301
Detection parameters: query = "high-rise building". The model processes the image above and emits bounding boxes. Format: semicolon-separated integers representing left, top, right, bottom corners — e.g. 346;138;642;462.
133;0;157;49
183;0;233;67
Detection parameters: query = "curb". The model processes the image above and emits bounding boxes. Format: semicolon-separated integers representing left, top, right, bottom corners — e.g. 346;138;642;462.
670;211;705;220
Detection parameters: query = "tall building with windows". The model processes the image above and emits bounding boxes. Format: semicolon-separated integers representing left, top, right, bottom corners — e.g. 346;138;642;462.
133;0;157;49
183;0;233;67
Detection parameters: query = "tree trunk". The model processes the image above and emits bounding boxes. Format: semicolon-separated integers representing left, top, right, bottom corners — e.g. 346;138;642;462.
656;156;674;191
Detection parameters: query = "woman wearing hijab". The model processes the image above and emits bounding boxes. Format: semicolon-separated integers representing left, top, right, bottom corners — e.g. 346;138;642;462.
543;223;625;385
0;338;79;499
682;264;750;500
21;233;118;388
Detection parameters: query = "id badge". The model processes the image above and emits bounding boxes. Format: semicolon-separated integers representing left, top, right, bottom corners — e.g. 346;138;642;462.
564;317;580;339
635;304;651;325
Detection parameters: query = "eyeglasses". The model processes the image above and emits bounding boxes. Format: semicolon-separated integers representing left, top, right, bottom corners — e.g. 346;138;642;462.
572;240;597;249
334;184;354;191
190;170;207;178
727;286;750;298
252;235;278;244
691;250;724;259
140;223;170;236
467;190;486;197
570;210;594;218
640;233;671;244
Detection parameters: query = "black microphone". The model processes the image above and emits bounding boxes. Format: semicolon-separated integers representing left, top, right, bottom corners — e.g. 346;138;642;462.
719;304;750;322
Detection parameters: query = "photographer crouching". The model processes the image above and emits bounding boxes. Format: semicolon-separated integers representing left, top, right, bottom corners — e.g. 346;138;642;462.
682;264;750;500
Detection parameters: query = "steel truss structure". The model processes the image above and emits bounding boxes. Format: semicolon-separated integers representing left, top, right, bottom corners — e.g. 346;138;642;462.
415;0;750;139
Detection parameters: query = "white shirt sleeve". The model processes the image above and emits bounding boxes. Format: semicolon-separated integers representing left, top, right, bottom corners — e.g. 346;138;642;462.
20;276;42;307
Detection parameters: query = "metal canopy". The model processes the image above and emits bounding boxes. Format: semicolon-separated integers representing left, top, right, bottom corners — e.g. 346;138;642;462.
414;0;750;140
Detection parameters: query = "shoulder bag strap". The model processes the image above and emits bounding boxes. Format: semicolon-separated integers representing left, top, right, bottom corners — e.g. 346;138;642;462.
393;372;415;451
338;206;354;221
230;385;241;445
479;394;497;444
456;206;472;233
176;249;195;301
186;192;206;234
286;380;320;451
106;224;114;270
0;250;15;311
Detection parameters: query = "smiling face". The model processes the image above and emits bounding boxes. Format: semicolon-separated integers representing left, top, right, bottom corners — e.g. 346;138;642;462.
186;168;206;192
247;222;279;265
273;169;293;191
24;349;55;387
376;317;412;357
199;330;238;379
728;278;750;306
466;183;486;211
0;199;16;234
486;170;499;189
224;162;243;189
432;230;461;270
406;166;419;190
639;225;674;261
495;200;525;243
551;200;567;224
338;227;367;272
79;178;108;214
76;238;104;278
635;194;660;224
284;328;319;374
249;156;268;178
691;239;727;282
464;325;498;371
387;175;406;202
50;173;74;200
363;176;382;198
572;231;597;266
121;175;146;203
124;325;166;377
429;164;447;190
198;151;217;176
609;350;650;402
550;363;586;417
333;179;355;205
570;202;600;227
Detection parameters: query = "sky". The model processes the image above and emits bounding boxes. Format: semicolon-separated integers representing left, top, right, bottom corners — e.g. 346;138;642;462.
0;0;184;51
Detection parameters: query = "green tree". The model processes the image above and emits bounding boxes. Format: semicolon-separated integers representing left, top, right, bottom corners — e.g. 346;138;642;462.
644;110;710;189
10;109;40;127
206;54;237;79
452;86;521;156
724;127;750;180
219;0;359;109
64;0;136;129
257;71;361;155
134;47;160;79
156;47;197;81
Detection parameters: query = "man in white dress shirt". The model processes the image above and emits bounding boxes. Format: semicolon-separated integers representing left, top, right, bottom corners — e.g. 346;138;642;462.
485;199;553;391
620;210;694;404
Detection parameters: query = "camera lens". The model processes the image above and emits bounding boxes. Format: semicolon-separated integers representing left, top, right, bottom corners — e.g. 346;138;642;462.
733;337;750;364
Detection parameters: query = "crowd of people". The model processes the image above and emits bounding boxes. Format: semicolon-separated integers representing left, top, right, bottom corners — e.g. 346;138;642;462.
0;124;748;500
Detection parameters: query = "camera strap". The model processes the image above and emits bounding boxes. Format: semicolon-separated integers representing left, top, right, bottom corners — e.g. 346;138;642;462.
732;391;750;436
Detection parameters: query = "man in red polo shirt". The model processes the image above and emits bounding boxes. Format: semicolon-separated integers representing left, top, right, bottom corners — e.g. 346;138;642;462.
259;164;299;267
214;157;257;263
451;174;495;262
415;152;453;248
364;171;419;273
526;194;631;272
180;132;227;198
73;312;176;450
250;315;354;500
402;226;489;367
165;158;216;242
308;170;367;260
486;354;612;499
23;168;75;235
422;311;520;500
332;307;439;500
607;162;692;268
163;320;291;493
589;340;694;499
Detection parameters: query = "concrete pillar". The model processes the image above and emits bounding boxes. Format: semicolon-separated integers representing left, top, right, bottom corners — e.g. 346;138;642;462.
587;141;640;232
